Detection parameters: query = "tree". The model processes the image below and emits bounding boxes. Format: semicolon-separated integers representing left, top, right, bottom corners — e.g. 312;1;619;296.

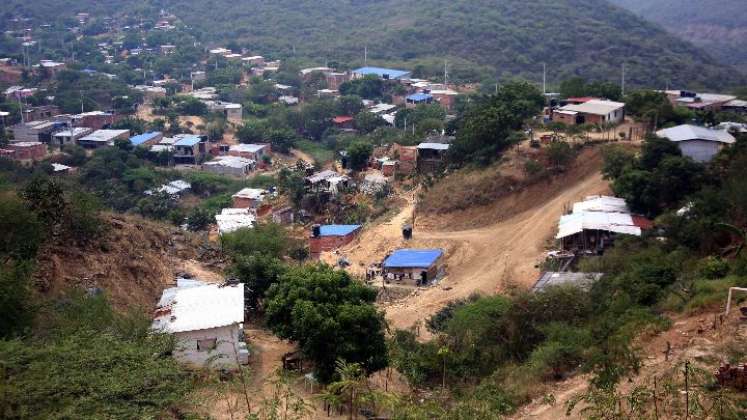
336;95;364;116
264;265;388;383
347;141;373;172
222;223;289;258
449;81;544;166
601;145;636;180
547;141;574;169
354;112;386;134
229;254;287;312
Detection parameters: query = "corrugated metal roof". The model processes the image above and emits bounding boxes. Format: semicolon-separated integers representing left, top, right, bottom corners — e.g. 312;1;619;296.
319;225;361;237
417;142;450;151
532;272;603;292
573;196;630;214
152;281;244;333
384;249;443;269
215;208;256;234
656;125;736;144
230;143;267;153
232;188;265;200
556;211;641;239
407;93;433;102
353;67;411;79
560;99;625;116
174;136;202;147
129;131;162;146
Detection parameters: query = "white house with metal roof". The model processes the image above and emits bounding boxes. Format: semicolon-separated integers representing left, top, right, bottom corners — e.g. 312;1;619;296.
152;279;248;368
656;124;736;162
555;99;625;125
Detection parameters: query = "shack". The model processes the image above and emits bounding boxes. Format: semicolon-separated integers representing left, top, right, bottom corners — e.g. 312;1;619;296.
556;196;651;253
382;249;444;287
152;279;248;368
309;224;362;258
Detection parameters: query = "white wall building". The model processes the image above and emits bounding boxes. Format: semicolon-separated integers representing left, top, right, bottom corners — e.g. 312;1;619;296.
656;124;736;162
152;279;248;368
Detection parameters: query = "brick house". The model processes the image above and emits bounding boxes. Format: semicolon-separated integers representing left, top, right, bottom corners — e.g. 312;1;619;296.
228;143;270;162
231;188;266;209
309;225;362;259
7;142;46;161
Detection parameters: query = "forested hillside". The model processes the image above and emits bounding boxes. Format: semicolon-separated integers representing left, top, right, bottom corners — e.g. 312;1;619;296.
610;0;747;71
3;0;745;89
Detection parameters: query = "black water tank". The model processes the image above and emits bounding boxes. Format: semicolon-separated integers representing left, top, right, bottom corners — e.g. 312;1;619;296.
402;224;413;240
312;224;321;237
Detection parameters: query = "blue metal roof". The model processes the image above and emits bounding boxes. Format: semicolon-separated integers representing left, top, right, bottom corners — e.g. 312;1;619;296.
407;93;433;102
353;67;411;79
383;249;443;269
129;131;161;146
319;225;362;237
174;136;202;147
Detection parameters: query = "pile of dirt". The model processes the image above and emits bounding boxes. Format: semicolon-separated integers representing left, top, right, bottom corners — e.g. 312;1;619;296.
34;213;225;312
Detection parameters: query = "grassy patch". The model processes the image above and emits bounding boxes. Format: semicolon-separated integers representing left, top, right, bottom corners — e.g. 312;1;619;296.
294;139;335;165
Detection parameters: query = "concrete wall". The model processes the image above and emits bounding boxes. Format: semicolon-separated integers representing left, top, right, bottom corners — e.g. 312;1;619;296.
173;324;242;368
677;139;724;163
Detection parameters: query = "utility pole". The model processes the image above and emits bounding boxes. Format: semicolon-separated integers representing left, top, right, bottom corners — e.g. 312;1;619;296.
444;60;448;86
80;91;84;114
621;63;626;97
542;62;547;95
364;45;367;66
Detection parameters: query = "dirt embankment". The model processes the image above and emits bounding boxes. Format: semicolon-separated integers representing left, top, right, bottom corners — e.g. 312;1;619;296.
34;214;224;312
418;146;606;231
514;308;747;419
331;146;611;332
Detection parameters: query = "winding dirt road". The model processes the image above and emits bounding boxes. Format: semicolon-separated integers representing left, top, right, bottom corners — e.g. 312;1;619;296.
334;167;610;331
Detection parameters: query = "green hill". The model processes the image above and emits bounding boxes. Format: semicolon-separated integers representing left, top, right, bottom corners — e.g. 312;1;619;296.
4;0;745;89
610;0;747;71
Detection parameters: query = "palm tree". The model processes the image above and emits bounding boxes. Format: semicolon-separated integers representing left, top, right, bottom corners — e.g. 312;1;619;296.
320;360;372;420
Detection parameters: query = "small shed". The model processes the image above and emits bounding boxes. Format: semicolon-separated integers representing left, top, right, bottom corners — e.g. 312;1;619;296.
309;224;362;258
383;249;444;287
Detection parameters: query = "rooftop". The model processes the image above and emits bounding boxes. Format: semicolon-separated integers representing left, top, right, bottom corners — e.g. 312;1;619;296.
532;272;604;292
204;156;255;169
560;99;625;116
407;93;433;102
216;208;256;234
318;225;362;237
173;136;202;147
232;188;265;200
384;249;444;269
79;129;129;143
129;131;162;146
353;67;411;79
417;142;450;151
152;280;244;334
230;143;268;153
656;125;736;144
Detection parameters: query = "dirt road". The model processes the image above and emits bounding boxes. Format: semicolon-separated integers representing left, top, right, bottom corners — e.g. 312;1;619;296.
335;168;610;331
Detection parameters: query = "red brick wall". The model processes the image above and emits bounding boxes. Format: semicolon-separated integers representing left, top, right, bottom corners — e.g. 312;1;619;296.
232;197;256;209
9;143;46;160
309;231;360;257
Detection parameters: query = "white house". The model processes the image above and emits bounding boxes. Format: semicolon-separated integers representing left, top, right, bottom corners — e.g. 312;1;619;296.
152;279;248;368
656;124;736;162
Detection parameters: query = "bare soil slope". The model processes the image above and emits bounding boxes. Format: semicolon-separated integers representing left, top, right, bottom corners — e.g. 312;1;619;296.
34;214;223;311
333;148;610;331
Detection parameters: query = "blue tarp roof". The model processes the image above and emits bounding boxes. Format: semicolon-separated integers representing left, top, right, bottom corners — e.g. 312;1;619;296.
383;249;443;269
407;93;433;102
353;67;411;79
319;225;362;237
174;136;202;147
129;131;161;146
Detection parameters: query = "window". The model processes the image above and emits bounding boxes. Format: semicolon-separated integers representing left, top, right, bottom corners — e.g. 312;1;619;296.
197;338;217;351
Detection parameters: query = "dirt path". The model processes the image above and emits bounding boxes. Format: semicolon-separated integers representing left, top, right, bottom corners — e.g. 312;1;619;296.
333;168;609;331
